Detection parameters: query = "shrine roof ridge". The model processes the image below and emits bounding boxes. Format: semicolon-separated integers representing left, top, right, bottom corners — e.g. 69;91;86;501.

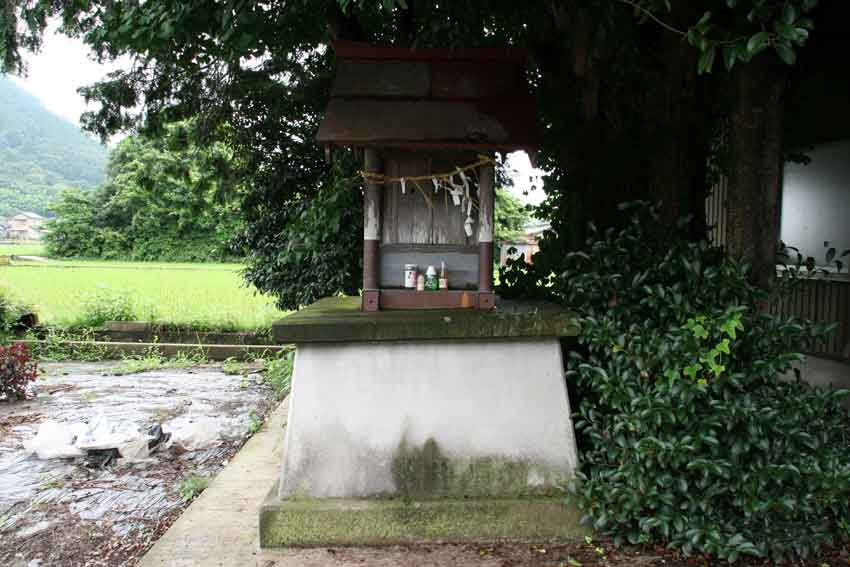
332;40;529;63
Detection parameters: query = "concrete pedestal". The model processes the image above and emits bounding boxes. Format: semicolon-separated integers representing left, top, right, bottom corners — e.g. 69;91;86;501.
262;297;582;546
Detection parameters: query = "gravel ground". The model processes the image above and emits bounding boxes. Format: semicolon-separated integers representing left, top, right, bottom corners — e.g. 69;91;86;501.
256;541;850;567
254;541;850;567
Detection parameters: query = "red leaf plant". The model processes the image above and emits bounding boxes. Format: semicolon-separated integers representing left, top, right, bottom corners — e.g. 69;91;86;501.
0;343;38;401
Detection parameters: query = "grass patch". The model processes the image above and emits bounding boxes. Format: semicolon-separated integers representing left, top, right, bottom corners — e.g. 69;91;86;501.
24;328;112;361
111;348;208;375
222;357;248;375
247;410;263;435
176;474;209;502
111;355;193;376
2;259;288;331
262;350;294;400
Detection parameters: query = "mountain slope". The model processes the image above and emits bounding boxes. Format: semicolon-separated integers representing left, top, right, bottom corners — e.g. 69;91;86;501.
0;77;108;217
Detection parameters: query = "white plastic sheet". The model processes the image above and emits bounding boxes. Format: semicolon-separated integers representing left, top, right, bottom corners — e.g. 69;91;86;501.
163;415;222;451
23;421;85;459
23;414;150;462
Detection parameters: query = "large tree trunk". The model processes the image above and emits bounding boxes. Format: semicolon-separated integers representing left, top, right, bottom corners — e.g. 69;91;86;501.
726;61;786;289
646;28;712;238
536;2;713;249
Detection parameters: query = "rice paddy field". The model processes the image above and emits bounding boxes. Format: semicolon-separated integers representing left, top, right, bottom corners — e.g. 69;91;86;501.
0;243;46;256
1;257;288;330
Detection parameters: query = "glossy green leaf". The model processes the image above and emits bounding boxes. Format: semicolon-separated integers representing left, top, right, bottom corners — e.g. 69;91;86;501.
746;31;770;56
774;42;797;65
723;45;737;70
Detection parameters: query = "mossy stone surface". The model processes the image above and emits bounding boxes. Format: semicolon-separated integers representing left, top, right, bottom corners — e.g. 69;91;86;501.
388;437;570;499
273;296;578;343
260;487;587;547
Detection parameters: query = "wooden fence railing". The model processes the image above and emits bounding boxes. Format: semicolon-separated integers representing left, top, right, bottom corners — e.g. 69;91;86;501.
706;181;849;359
770;276;850;358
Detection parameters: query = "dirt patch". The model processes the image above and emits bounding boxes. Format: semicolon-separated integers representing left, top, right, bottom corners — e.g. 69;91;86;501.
0;413;43;436
258;541;850;567
38;383;79;395
0;362;273;567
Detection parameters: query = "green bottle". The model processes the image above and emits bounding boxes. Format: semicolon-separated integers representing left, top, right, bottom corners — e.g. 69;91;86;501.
425;265;439;291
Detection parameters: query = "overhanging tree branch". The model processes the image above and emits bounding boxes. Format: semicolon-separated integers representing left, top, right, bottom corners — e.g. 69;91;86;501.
616;0;687;38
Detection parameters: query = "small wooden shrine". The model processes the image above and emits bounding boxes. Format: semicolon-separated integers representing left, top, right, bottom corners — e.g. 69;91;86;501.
263;42;579;549
316;41;539;311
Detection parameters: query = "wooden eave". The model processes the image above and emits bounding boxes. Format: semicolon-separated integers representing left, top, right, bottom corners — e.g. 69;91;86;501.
316;41;541;152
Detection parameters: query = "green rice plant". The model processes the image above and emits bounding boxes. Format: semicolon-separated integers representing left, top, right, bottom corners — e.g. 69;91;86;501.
73;287;136;329
3;260;287;331
0;244;46;257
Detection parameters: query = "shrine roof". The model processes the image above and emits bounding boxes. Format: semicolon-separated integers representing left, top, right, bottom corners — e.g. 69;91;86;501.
316;41;541;152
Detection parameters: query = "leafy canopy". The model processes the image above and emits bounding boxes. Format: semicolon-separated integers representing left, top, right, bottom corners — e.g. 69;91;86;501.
0;0;821;303
46;122;243;262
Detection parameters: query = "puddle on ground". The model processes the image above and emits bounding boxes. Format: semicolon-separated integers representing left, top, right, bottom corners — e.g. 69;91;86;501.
0;363;273;548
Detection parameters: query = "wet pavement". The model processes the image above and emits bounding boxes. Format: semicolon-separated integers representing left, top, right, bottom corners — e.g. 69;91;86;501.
0;362;273;567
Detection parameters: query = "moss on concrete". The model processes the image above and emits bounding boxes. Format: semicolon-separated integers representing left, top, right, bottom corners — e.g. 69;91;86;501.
388;437;570;499
260;486;588;547
391;437;452;499
273;296;579;343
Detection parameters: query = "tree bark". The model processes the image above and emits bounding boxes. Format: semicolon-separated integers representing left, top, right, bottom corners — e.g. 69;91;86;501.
646;28;712;238
394;2;416;45
328;2;365;41
725;61;786;289
536;1;713;247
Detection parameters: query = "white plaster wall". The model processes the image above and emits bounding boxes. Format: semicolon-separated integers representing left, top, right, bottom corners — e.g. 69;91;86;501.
781;140;850;261
279;339;578;498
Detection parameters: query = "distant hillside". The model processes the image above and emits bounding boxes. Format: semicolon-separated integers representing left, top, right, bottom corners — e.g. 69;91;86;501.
0;77;108;217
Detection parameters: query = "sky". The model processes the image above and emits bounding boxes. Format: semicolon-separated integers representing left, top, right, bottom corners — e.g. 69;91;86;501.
10;27;548;206
9;26;122;127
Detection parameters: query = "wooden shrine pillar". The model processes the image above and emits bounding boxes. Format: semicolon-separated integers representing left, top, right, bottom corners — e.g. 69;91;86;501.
477;161;496;309
363;149;382;311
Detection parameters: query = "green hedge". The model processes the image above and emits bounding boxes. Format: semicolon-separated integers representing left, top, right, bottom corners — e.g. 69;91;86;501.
564;203;850;561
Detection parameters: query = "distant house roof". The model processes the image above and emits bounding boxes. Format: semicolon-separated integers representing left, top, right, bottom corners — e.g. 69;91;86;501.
501;221;550;244
524;220;550;237
12;211;45;220
316;41;541;153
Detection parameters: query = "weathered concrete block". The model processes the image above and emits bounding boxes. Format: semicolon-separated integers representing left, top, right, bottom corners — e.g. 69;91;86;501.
279;338;578;499
104;321;152;333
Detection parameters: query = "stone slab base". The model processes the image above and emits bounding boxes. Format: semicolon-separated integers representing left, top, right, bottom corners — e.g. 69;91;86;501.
279;338;578;499
260;484;587;547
